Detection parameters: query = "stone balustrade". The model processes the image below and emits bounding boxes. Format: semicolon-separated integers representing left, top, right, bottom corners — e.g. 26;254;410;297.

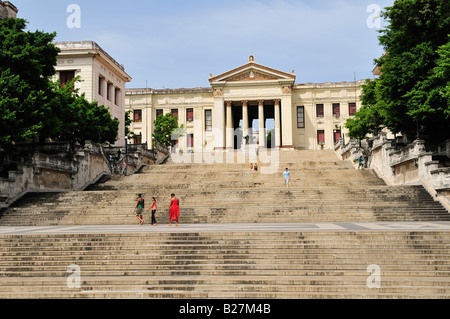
0;141;169;209
336;134;450;205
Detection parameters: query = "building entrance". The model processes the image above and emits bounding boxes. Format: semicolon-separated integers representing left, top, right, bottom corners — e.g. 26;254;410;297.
229;100;279;150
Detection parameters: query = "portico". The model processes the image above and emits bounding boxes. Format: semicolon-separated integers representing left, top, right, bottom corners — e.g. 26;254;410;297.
210;56;295;151
222;99;281;150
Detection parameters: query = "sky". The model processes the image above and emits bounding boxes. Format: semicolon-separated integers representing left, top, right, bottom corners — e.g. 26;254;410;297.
12;0;394;90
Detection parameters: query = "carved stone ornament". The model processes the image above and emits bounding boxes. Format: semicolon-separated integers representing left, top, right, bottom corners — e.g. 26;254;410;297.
282;86;292;94
213;89;223;97
228;70;279;82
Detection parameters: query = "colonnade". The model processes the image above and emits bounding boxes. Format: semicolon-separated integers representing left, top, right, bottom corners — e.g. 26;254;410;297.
225;99;281;149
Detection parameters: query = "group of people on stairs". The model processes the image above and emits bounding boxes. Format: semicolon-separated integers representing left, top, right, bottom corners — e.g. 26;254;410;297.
132;166;292;226
134;193;179;226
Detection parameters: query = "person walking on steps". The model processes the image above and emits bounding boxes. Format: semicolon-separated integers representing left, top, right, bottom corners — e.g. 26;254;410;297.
134;194;145;225
283;167;291;188
122;159;128;176
168;193;179;227
358;156;364;170
147;196;157;226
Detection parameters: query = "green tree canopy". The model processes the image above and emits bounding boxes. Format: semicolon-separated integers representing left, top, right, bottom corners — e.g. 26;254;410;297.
152;113;185;148
0;18;59;145
125;110;138;141
346;0;450;145
346;79;384;140
48;78;119;144
0;18;119;146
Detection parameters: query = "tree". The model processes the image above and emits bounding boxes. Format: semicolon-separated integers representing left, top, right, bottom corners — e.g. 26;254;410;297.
125;110;138;141
47;78;119;144
0;18;119;146
152;113;185;148
346;79;383;140
346;0;450;145
266;130;272;148
0;18;59;145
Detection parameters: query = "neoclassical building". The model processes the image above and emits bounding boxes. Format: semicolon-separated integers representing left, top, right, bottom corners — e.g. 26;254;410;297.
54;41;132;146
126;56;364;152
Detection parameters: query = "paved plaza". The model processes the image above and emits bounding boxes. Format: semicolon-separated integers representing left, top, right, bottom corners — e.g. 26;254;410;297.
2;221;450;235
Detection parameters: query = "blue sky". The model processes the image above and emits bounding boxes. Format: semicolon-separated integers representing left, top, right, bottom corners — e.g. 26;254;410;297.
13;0;394;89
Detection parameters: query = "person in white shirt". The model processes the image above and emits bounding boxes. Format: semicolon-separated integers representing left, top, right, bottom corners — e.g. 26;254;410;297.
283;168;291;187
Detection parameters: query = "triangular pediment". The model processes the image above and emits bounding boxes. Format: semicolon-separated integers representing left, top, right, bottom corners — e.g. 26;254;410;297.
209;57;296;84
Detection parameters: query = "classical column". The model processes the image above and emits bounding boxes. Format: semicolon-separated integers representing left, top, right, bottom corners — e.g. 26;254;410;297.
226;101;233;150
242;100;249;145
281;94;294;149
213;93;225;150
258;100;265;148
274;99;281;148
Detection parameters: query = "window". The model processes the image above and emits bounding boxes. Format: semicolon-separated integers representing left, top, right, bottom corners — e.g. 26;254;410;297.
187;134;194;148
133;110;142;123
317;130;325;144
333;103;340;117
60;70;75;86
115;88;120;106
205;109;212;131
186;108;194;122
349;103;357;116
134;134;142;145
316;104;324;118
334;129;341;143
171;109;178;118
107;82;113;101
156;109;163;118
98;76;105;96
297;106;305;128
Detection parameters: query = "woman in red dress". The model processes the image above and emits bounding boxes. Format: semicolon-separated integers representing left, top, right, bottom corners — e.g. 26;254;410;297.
168;193;179;226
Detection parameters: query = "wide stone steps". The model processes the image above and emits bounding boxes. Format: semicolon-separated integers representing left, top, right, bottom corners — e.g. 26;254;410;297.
2;210;448;226
0;231;449;298
1;182;448;225
1;149;449;299
0;291;448;299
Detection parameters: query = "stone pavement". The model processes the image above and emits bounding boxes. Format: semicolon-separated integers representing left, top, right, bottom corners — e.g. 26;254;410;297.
1;221;450;235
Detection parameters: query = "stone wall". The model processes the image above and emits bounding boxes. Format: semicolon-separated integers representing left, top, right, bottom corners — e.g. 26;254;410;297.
0;141;169;209
0;141;108;208
334;139;366;169
336;134;450;206
103;143;169;175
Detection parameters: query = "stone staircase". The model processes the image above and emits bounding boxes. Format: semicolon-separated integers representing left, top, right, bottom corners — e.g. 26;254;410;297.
1;231;449;298
0;149;449;299
1;150;449;225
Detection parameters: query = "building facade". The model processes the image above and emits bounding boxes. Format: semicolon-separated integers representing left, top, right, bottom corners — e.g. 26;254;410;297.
0;1;17;20
125;56;364;152
54;41;132;146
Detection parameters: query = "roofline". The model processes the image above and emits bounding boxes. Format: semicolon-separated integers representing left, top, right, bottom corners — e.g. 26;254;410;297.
126;87;213;95
126;80;366;95
54;41;132;82
209;61;296;83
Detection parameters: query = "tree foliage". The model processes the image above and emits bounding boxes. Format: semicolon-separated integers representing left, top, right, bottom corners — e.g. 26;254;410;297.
48;79;119;144
0;18;59;145
152;113;185;148
125;110;138;141
346;0;450;145
0;18;119;146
